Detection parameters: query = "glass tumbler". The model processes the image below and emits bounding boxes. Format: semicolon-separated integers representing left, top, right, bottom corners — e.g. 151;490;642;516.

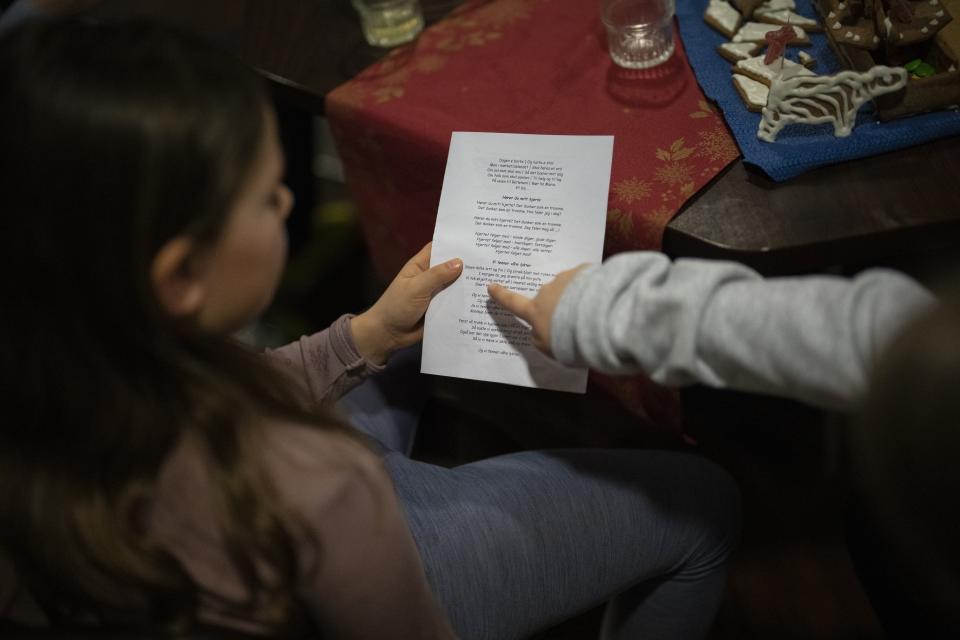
352;0;425;47
601;0;676;69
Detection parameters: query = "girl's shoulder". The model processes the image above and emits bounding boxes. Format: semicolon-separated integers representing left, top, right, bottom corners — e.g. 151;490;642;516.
254;419;392;511
155;419;388;525
149;420;396;627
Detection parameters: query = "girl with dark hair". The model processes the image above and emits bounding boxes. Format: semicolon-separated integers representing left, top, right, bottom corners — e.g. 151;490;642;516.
0;18;741;639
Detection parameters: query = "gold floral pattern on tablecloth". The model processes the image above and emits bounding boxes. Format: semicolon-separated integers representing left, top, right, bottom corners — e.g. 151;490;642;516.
329;0;743;265
688;99;715;119
604;114;738;251
696;126;739;165
607;207;633;239
690;100;740;166
612;177;652;205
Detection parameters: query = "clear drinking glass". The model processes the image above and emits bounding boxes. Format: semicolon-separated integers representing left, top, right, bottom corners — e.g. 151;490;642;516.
601;0;675;69
352;0;425;47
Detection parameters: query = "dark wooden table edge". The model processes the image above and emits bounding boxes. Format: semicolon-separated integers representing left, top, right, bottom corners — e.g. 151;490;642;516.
251;66;330;115
663;211;960;275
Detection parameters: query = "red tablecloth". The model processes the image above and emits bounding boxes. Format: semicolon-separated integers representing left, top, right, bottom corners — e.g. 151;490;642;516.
327;0;740;428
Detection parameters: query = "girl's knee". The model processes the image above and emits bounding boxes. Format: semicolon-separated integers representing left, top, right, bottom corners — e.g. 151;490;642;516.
684;456;742;559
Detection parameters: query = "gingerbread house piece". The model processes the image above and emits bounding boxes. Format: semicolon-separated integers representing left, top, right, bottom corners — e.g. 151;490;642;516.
820;0;952;49
875;0;952;47
822;0;881;49
816;0;960;118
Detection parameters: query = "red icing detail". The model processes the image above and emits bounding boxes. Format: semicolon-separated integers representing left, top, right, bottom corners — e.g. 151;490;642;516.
763;25;797;64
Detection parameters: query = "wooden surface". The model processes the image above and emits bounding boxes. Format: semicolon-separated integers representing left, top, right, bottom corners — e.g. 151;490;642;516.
94;0;960;275
242;0;380;113
664;134;960;275
242;0;461;113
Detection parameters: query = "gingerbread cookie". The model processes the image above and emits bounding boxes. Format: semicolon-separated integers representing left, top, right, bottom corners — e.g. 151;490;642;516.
755;8;823;31
755;0;796;13
704;0;743;38
734;54;815;85
733;22;811;44
759;66;909;141
718;41;762;62
732;73;770;111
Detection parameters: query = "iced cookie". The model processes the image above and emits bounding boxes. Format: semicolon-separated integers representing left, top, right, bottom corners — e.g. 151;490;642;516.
718;41;762;62
704;0;743;38
755;0;795;12
758;66;909;141
733;54;815;85
733;22;810;44
732;73;770;111
755;8;823;31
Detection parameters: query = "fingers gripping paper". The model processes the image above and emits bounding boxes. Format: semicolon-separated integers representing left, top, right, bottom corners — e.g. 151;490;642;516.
422;132;614;393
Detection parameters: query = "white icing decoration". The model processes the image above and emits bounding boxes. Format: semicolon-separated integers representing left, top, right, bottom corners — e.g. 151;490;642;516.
930;0;938;5
937;10;945;16
759;66;909;142
884;17;893;35
834;21;842;28
845;31;854;37
853;34;861;41
719;42;761;60
931;19;939;26
755;9;819;27
733;74;770;107
756;0;796;11
922;26;929;33
900;33;905;39
951;65;957;71
828;11;835;17
798;50;815;67
873;35;879;43
838;2;846;8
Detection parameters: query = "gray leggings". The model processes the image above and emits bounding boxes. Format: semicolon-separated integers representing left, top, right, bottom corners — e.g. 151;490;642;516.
340;352;740;640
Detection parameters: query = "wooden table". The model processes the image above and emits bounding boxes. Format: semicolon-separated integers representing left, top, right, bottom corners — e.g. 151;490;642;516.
95;0;960;276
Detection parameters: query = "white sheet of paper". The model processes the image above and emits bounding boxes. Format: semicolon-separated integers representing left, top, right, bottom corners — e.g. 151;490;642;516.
422;132;614;393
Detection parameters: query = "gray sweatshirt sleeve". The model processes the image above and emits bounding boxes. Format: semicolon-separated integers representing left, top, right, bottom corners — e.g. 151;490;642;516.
551;252;935;411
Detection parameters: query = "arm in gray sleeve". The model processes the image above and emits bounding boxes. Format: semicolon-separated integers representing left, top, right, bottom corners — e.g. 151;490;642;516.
550;252;936;411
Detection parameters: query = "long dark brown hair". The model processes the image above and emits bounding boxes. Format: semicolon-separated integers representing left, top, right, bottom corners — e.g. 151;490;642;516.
849;291;960;631
0;19;337;634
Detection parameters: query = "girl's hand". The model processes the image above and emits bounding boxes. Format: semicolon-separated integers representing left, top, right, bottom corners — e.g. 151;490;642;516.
486;265;588;357
351;243;463;365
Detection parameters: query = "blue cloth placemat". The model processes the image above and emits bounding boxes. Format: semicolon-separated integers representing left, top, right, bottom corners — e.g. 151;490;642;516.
676;0;960;181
